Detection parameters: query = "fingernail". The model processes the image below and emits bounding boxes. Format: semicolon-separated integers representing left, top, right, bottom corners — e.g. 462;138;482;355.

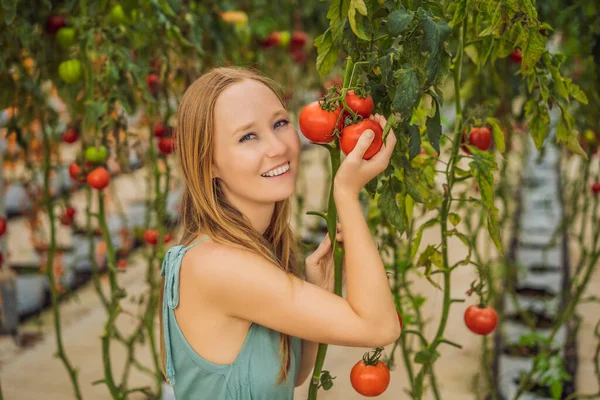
366;130;374;139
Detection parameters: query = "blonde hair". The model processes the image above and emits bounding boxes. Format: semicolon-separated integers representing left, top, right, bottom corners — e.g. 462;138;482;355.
159;67;302;385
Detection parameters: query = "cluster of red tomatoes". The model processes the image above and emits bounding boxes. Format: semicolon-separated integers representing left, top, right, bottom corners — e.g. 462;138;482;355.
153;123;176;155
259;30;309;63
68;146;111;190
299;90;383;160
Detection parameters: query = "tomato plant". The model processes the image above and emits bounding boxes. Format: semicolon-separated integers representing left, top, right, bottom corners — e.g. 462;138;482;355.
65;207;76;219
464;305;498;335
299;101;342;143
85;145;109;164
153;124;167;138
58;59;82;83
158;137;175;155
289;31;308;52
68;163;87;183
56;27;76;48
345;90;374;118
340;119;383;160
46;15;66;34
592;182;600;195
86;167;110;190
62;127;79;143
350;347;391;397
146;73;160;97
510;48;523;64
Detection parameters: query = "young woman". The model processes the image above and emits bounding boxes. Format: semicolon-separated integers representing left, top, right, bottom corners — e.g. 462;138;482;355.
159;67;400;399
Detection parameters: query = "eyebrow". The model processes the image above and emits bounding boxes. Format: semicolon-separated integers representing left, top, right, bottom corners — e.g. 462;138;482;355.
232;109;287;136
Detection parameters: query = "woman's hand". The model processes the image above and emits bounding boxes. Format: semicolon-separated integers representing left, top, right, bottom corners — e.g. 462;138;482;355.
304;223;346;293
334;113;396;199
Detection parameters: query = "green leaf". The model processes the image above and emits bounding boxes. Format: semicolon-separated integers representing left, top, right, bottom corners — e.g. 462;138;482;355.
328;0;349;43
392;66;420;122
348;0;369;40
487;206;502;253
388;7;413;36
411;218;438;258
408;124;421;160
479;3;501;37
449;0;467;28
521;0;538;19
414;349;440;364
377;177;406;235
425;97;441;154
2;0;18;25
564;78;588;104
84;101;108;131
448;229;472;265
549;66;569;101
522;30;545;74
315;30;340;77
421;17;451;86
486;117;505;154
525;99;550;149
557;106;587;159
550;380;562;400
449;213;461;226
469;151;498;210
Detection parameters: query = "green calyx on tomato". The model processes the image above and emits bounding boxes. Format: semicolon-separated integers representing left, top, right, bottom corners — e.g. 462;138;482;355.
58;59;83;83
350;347;390;397
85;145;109;164
345;90;374;118
56;27;76;48
299;101;343;144
340;119;383;160
464;305;498;335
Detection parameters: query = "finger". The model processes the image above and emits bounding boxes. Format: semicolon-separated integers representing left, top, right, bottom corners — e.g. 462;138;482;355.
307;235;330;263
370;130;397;163
348;129;376;161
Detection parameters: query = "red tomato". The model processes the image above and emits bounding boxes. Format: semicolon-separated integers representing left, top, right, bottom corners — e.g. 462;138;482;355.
117;259;127;270
464;305;498;335
592;182;600;195
46;15;66;35
87;167;110;190
154;124;167;138
510;48;522;64
340;119;384;160
291;50;307;64
463;127;492;154
147;73;160;97
62;128;79;144
164;233;173;243
259;32;280;49
289;31;309;52
144;229;159;245
345;90;374;118
350;359;390;397
68;163;87;183
299;101;342;144
0;217;6;237
59;214;73;226
158;137;175;155
65;207;76;219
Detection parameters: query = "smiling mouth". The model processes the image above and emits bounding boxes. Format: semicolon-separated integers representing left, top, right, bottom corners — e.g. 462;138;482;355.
261;162;291;178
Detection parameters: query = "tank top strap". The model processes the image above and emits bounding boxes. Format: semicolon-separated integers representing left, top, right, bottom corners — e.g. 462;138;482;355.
160;234;210;385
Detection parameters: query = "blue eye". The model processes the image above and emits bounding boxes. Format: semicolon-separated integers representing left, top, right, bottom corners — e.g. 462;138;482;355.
239;133;256;142
274;119;289;129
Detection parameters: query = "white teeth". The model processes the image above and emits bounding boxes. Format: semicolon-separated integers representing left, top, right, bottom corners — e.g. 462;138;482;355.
262;162;290;177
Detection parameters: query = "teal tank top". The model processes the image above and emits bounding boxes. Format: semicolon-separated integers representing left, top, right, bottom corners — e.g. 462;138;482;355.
160;235;302;399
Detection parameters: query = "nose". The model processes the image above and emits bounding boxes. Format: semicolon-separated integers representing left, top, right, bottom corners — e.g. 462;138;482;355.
264;131;287;158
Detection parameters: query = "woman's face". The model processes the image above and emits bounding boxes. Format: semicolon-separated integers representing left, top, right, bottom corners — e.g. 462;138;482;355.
212;79;301;208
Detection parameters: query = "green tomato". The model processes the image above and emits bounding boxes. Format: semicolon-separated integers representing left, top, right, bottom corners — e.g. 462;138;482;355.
584;129;597;144
85;145;109;164
278;31;291;48
109;5;129;25
56;27;76;48
58;59;82;83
